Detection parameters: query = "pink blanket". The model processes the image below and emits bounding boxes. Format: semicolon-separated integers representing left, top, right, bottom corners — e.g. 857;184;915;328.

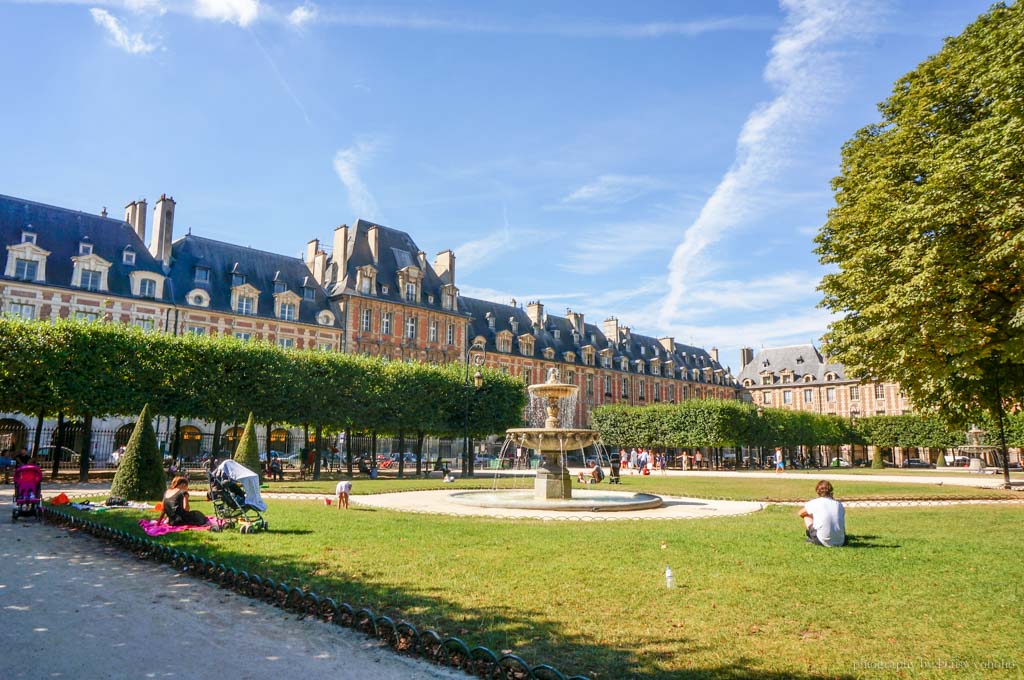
138;516;220;536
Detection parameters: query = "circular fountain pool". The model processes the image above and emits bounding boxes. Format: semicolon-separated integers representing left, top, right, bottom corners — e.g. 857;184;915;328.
449;489;663;512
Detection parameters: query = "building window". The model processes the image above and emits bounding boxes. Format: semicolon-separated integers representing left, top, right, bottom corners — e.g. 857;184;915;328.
21;231;36;244
783;390;793;404
195;267;210;283
442;290;454;310
447;324;455;345
7;303;34;319
604;375;612;395
522;367;532;385
621;377;629;396
187;325;205;335
361;308;372;332
236;295;255;316
875;384;885;400
232;273;246;287
586;374;594;396
303;287;316;301
639;381;646;399
782;373;792;384
79;242;93;255
497;335;511;352
763;392;773;405
429;320;438;343
849;385;860;400
234;332;251;341
826;387;836;402
761;375;772;386
139;279;156;298
278;337;295;349
74;311;99;322
602;355;611;368
669;385;675;402
319;342;332;351
135;319;155;331
274;282;287;294
80;269;101;291
14;259;38;280
405;282;417;302
280;302;296;321
405;316;417;339
381;312;392;335
803;388;813;403
123;249;136;266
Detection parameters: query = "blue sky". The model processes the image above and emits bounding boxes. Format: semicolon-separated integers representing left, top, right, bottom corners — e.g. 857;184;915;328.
0;0;995;371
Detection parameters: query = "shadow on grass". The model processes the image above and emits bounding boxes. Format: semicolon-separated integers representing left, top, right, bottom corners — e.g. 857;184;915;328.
65;509;857;680
844;534;900;549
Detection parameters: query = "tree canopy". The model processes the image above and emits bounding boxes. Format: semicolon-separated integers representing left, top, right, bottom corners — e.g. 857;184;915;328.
815;2;1024;486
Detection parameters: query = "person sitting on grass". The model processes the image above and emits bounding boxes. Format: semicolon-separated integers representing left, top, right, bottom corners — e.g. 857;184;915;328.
799;480;846;547
158;476;210;527
577;464;605;484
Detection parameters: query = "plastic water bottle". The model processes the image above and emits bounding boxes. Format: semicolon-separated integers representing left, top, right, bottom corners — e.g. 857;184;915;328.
665;566;674;589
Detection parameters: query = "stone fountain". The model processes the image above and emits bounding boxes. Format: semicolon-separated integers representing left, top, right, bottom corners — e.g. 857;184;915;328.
507;368;599;500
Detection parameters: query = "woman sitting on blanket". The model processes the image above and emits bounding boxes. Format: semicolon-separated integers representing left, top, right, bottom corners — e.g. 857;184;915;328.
158;476;209;527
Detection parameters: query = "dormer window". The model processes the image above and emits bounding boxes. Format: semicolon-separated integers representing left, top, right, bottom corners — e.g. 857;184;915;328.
79;242;93;256
360;278;371;294
280;302;297;321
232;273;246;287
14;259;38;280
543;347;555;360
123;248;136;266
553;329;560;340
21;231;36;245
405;282;417;302
80;269;101;291
442;289;455;310
382;285;389;294
139;278;156;298
274;282;287;294
620;358;628;371
303;287;316;301
496;332;512;353
487;315;495;331
236;295;255;315
195;267;210;284
640;346;646;355
510;319;519;334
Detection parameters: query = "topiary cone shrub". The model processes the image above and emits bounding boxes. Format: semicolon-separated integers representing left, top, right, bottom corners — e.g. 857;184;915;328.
110;404;166;501
935;449;947;467
233;412;262;481
871;447;885;469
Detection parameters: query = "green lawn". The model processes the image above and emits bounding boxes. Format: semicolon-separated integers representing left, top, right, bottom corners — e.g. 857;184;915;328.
65;499;1022;679
265;474;1019;501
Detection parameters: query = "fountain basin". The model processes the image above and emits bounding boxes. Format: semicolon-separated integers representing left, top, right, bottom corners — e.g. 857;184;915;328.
449;489;663;512
506;427;599;451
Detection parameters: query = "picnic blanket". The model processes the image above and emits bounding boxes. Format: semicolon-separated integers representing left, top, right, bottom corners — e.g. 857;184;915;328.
138;516;221;536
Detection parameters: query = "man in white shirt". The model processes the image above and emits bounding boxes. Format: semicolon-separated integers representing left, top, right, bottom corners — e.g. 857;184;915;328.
799;480;846;547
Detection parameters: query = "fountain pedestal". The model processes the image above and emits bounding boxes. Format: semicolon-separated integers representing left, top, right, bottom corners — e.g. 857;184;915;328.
535;452;572;499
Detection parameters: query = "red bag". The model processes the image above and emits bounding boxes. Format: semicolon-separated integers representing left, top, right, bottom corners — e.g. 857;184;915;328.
51;492;70;505
642;467;650;476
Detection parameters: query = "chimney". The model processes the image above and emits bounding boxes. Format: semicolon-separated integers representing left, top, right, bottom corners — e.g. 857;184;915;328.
367;225;379;263
658;337;675;353
100;207;107;218
710;347;719;364
305;239;319;264
125;199;147;243
313;250;328;285
434;249;455;285
526;301;545;327
603;316;620;343
740;347;754;369
566;308;584;335
149;194;175;265
332;225;350;284
417;250;427;270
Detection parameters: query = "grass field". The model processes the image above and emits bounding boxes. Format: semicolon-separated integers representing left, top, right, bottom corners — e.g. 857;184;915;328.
65;497;1022;679
265;474;1019;501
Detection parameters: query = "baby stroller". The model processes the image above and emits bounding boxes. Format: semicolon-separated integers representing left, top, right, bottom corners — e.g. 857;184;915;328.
208;460;268;533
12;464;42;522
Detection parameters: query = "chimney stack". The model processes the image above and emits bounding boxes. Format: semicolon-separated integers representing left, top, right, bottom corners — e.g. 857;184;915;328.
332;225;350;285
566;308;584;335
659;337;675;353
603;317;620;343
434;250;455;285
125;199;147;243
100;207;107;218
149;194;175;265
416;250;427;270
740;347;754;369
526;301;545;327
367;225;379;263
710;347;719;364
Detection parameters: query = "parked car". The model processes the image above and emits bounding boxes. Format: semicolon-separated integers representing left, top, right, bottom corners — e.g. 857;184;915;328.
829;458;852;468
35;445;88;464
944;455;970;467
901;458;935;469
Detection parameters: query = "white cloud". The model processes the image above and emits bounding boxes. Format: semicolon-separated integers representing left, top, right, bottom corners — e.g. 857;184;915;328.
193;0;259;26
681;273;822;314
559;174;666;209
287;3;316;27
89;8;157;53
333;137;383;220
457;285;583;306
560;221;680;275
124;0;164;14
659;0;870;326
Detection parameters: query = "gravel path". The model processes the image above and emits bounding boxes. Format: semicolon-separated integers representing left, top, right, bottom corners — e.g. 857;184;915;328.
0;489;466;680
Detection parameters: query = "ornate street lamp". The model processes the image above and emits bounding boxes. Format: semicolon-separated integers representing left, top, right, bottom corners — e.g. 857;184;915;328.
462;340;486;477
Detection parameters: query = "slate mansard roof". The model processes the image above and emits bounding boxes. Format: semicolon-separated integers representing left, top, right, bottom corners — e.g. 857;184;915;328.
0;194;168;299
170;235;340;327
736;344;849;384
459;296;737;385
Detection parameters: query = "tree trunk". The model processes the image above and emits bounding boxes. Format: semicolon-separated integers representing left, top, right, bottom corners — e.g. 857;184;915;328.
51;412;64;481
397;431;406;479
171;416;182;467
264;422;273;472
467;437;475;477
345;427;353;476
212;420;223;458
313;425;323;481
415;430;425;476
33;412;43;458
78;413;92;483
994;379;1011;490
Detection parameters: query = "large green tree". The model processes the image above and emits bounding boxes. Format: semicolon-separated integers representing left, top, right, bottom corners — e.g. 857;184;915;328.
816;2;1024;488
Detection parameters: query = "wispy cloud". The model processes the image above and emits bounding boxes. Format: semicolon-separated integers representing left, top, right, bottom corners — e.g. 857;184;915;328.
286;2;315;27
659;0;871;325
457;285;584;307
558;174;667;210
680;272;822;315
333;136;384;220
89;7;157;53
193;0;259;27
560;220;680;275
124;0;164;13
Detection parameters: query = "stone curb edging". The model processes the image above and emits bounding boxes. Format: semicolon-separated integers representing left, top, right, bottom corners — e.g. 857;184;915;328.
41;505;591;680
